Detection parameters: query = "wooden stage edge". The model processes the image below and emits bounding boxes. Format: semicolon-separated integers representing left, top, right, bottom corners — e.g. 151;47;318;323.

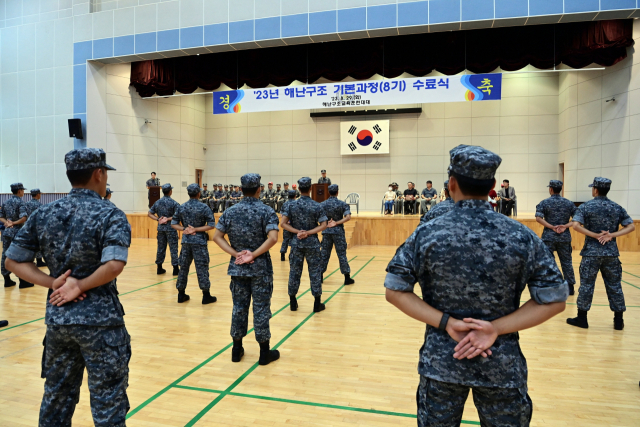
127;211;640;252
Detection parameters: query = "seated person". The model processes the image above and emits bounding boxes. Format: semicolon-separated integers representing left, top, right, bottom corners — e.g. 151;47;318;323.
488;189;499;211
403;182;419;214
420;180;438;214
393;182;403;213
498;179;516;216
383;184;397;215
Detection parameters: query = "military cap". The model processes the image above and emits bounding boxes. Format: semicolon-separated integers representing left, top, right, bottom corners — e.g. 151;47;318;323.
588;177;612;189
268;181;273;185
443;180;449;190
203;183;208;187
298;177;312;187
288;189;297;197
292;184;297;188
10;183;25;192
321;169;326;173
241;173;261;189
392;182;398;186
447;144;501;180
328;184;339;192
260;184;265;187
162;183;173;190
284;182;289;185
187;183;201;196
65;148;115;171
547;180;563;188
105;188;113;195
224;184;229;188
276;183;281;187
30;188;41;196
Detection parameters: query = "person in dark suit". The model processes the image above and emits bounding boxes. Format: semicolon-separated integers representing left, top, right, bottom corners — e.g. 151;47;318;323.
498;180;516;216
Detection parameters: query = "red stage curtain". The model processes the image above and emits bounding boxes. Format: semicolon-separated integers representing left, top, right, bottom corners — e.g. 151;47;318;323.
130;19;633;97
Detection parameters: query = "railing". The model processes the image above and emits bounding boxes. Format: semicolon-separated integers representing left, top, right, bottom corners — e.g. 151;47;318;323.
0;193;68;205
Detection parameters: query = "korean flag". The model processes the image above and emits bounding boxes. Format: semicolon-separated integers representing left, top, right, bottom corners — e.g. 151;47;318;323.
340;120;390;155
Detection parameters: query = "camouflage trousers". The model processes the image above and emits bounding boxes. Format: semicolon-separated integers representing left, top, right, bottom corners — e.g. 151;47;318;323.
156;230;179;266
230;276;273;343
176;244;210;291
288;246;323;297
577;256;625;312
417;376;532;427
543;241;575;285
280;231;292;254
40;325;131;427
1;233;14;276
321;233;350;275
225;200;239;210
208;200;220;213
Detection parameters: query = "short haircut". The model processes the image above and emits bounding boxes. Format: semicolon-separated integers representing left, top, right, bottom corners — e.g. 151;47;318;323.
329;188;338;196
597;187;610;197
299;185;311;192
288;193;296;199
427;181;432;184
67;167;102;186
151;172;156;175
450;171;494;197
551;186;562;194
503;179;509;184
162;188;172;195
242;187;258;196
11;188;20;195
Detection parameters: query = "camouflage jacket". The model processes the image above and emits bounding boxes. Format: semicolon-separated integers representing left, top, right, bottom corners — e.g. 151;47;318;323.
420;197;455;224
172;199;216;245
573;196;633;257
535;194;576;243
320;196;351;235
0;195;28;238
281;196;327;249
149;196;181;231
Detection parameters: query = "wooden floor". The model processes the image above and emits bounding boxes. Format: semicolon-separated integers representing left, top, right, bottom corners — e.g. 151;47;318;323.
1;240;640;426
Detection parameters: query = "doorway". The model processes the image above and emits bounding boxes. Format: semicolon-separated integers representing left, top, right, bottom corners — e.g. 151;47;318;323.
195;169;203;187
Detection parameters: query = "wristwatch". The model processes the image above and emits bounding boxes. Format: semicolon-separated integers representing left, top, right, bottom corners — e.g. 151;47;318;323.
438;313;450;330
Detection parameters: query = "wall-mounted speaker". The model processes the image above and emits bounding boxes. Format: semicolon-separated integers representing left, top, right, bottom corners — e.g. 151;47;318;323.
68;119;84;139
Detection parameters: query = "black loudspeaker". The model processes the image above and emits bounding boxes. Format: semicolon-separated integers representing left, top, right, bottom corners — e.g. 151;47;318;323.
68;119;84;139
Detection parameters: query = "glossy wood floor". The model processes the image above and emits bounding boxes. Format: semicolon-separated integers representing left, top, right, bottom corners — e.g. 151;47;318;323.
1;240;639;426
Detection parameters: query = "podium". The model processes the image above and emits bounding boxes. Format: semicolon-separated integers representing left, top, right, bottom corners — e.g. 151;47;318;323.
311;183;329;203
148;186;160;208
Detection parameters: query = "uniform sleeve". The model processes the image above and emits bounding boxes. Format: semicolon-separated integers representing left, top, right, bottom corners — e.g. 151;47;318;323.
215;211;228;232
526;236;569;304
0;205;5;219
343;202;351;217
5;215;39;262
534;201;545;218
572;204;585;225
204;205;216;227
618;206;634;227
148;201;158;215
101;209;131;264
265;210;280;234
19;203;27;219
384;233;419;292
171;206;182;226
317;205;328;224
419;213;428;224
281;202;291;219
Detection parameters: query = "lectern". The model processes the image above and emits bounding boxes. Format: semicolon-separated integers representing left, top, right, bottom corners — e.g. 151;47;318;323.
311;183;329;203
148;186;161;208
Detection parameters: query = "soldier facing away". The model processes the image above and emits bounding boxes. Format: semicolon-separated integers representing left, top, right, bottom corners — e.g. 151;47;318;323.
567;177;635;330
148;183;181;276
419;180;454;225
171;183;217;305
320;184;354;285
280;190;297;261
212;173;281;366
535;180;577;295
6;148;132;426
25;188;47;267
0;182;31;288
385;144;568;426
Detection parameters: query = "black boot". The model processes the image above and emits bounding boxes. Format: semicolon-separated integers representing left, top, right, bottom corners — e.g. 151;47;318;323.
36;258;47;267
157;264;166;275
289;295;298;311
258;340;280;366
614;312;624;330
172;266;179;276
178;290;190;303
3;274;15;288
232;338;244;362
568;283;575;296
281;253;285;261
0;320;8;328
567;309;588;329
19;279;34;289
321;275;324;284
313;296;325;313
344;273;355;285
202;290;217;305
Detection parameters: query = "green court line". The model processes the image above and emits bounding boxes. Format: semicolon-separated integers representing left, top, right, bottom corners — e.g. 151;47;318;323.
184;256;375;426
622;270;640;281
124;263;158;269
622;279;640;290
0;316;45;332
126;256;359;420
341;291;386;296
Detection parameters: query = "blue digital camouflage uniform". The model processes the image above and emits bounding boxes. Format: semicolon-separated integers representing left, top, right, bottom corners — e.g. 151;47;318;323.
0;185;28;276
212;186;225;213
149;185;181;267
26;190;45;260
282;179;328;297
535;183;577;288
573;178;633;313
386;145;568;426
320;190;351;275
420;197;454;224
172;186;216;291
226;188;242;210
216;174;280;343
6;148;132;427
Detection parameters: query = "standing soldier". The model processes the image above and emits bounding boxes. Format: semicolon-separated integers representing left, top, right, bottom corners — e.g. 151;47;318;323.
385;145;567;426
264;182;277;210
171;183;217;304
535;180;577;295
25;188;47;267
567;177;635;330
6;148;132;426
419;180;454;224
280;190;297;262
0;183;31;288
281;177;328;313
148;183;181;276
212;173;281;366
318;169;331;185
146;171;160;208
320;185;354;285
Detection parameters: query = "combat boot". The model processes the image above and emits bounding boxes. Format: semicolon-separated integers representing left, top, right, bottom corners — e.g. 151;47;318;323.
172;265;179;276
313;296;325;312
36;258;47;267
258;340;280;366
178;291;190;303
568;283;575;296
202;290;217;305
19;279;34;289
0;320;8;328
614;312;624;330
157;264;166;275
289;295;298;311
281;253;285;261
343;273;355;285
3;274;15;288
232;338;244;362
566;309;588;329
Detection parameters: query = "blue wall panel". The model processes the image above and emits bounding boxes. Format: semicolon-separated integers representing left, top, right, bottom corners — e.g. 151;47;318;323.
338;7;367;33
564;0;599;13
368;4;396;29
529;0;563;16
282;14;308;38
180;26;204;48
430;0;460;24
157;29;179;51
93;38;113;59
398;1;428;27
601;0;636;10
73;64;86;115
495;0;528;19
461;0;493;21
73;41;92;65
309;10;336;34
229;20;254;43
255;17;280;40
113;35;134;56
135;32;156;54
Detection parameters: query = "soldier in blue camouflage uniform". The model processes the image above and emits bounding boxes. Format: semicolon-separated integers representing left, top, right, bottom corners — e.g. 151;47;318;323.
226;185;242;210
567;177;635;330
210;184;224;213
385;145;568;427
213;173;281;366
320;185;354;285
1;183;31;288
104;188;114;204
172;183;217;304
220;185;230;212
281;177;328;313
201;183;211;201
535;180;577;295
277;182;291;212
149;183;181;276
419;180;454;225
280;190;297;262
263;182;278;210
275;184;282;212
6;148;132;427
26;188;47;267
